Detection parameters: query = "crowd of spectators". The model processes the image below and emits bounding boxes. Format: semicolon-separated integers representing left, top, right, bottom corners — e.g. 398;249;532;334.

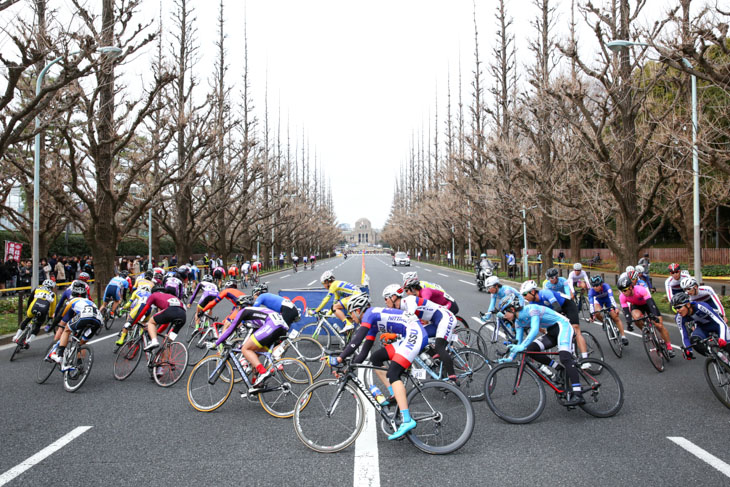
0;254;95;291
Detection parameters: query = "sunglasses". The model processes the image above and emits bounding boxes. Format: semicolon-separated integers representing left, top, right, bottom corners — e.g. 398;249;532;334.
671;304;688;313
670;270;680;274
620;288;632;293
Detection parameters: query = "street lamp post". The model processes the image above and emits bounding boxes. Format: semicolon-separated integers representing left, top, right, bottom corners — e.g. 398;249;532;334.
606;39;701;283
32;46;122;289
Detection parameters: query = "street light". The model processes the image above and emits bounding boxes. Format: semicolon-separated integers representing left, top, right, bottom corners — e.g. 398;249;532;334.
32;46;123;289
607;39;701;283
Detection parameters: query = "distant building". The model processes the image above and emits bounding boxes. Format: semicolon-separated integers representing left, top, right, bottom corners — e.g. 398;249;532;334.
342;218;379;247
0;186;23;230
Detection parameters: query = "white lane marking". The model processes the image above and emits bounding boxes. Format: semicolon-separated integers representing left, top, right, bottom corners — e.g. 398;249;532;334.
354;369;380;487
280;274;292;279
88;332;118;345
307;280;317;286
471;317;507;339
459;280;476;286
0;426;93;486
437;273;448;277
667;437;730;478
424;268;432;272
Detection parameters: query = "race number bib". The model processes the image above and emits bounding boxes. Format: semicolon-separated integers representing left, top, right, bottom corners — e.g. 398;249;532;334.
168;298;182;307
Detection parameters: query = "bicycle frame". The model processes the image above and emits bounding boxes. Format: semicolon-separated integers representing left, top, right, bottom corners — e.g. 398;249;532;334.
309;315;349;347
205;344;277;394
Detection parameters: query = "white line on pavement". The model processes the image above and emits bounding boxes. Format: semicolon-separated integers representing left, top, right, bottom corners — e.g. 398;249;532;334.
459;280;476;286
307;280;317;286
0;426;93;486
471;317;507;339
88;332;118;345
437;273;448;277
354;369;380;487
667;437;730;478
424;268;432;272
280;274;292;279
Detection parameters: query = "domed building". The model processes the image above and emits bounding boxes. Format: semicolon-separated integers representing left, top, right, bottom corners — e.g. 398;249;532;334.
342;218;379;248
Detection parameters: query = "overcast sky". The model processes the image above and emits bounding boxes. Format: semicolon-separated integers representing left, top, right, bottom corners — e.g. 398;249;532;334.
7;0;680;228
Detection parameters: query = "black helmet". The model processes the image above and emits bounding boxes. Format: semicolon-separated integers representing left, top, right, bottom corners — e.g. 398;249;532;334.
589;275;603;287
71;280;87;297
144;270;153;280
671;292;690;310
546;268;559;278
617;275;632;291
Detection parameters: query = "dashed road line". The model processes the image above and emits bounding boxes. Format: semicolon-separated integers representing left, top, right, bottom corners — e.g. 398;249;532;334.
0;426;93;486
307;280;317;286
667;437;730;478
437;273;448;277
424;268;432;272
280;274;292;279
459;280;476;286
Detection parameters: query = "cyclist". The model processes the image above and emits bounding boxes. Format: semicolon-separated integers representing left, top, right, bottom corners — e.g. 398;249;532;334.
12;279;57;348
310;254;316;269
567;263;591;295
252;283;300;326
542;268;589;362
227;263;239;285
134;269;155;291
618;275;675;358
309;270;360;333
680;276;726;321
635;264;653;291
292;254;299;272
199;281;245;328
383;283;457;380
129;287;187;351
189;262;200;284
115;283;153;346
241;260;251;286
587;275;628;345
152;267;165;286
303;255;308;269
49;280;91;332
402;276;460;315
251;259;262;282
482;276;523;321
188;274;220;326
627;269;649;288
671;292;730;360
329;293;427;440
177;264;190;287
497;294;585;406
519;280;562;313
212;264;226;287
402;272;459;314
49;296;102;370
665;263;684;302
99;271;130;318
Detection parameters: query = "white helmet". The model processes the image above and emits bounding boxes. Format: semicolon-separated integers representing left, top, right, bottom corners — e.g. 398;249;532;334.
485;276;500;288
402;271;418;282
573;263;582;271
635;265;645;274
625;265;635;274
382;284;402;300
680;276;698;290
346;293;371;314
520;280;538;295
680;270;691;279
41;279;56;290
320;270;335;283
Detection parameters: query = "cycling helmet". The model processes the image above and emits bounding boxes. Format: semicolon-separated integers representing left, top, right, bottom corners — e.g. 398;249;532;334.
668;263;681;272
403;277;420;289
320;270;335;283
671;292;691;309
223;280;237;289
382;284;403;300
520;280;538;296
625;265;635;274
480;253;487;258
71;280;86;297
499;294;522;313
245;260;250;264
402;271;418;282
153;267;164;274
680;276;698;290
627;270;639;281
635;265;645;274
617;275;632;291
236;295;255;307
485;276;500;288
120;270;129;278
41;279;56;290
78;272;90;282
137;283;152;293
202;275;214;283
346;293;371;314
252;284;268;295
589;275;604;287
546;268;559;278
144;270;153;280
680;270;691;279
573;263;582;271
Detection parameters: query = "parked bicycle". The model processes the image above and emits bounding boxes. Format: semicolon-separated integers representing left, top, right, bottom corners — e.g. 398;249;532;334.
485;351;624;424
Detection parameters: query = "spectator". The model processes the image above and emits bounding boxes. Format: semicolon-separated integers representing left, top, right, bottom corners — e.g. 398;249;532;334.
5;257;18;289
558;250;565;263
40;258;51;281
279;252;285;269
49;254;58;273
507;250;517;279
18;260;31;287
54;259;66;283
171;254;178;266
69;257;78;280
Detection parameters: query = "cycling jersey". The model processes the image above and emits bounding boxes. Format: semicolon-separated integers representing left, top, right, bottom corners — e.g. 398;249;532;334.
486;285;524;314
567;270;590;292
60;297;102;335
133;277;154;291
214;306;288;349
228;266;238;277
419;280;454;301
200;288;244;313
514;304;573;352
676;302;729;349
130;292;185;326
189;281;219;304
313;280;361;313
212;267;226;278
127;289;152;322
542;277;572;297
104;276;129;301
241;263;251;274
254;292;299;325
399;295;455;341
689;286;726;318
251;262;261;272
417;287;454;310
531;289;563;310
54;286;90;322
619;285;660;321
26;287;57;318
163;275;183;297
665;276;682;301
588;284;618;313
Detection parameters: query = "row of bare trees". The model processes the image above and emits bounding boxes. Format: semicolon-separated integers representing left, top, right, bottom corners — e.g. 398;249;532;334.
382;0;730;271
0;0;340;295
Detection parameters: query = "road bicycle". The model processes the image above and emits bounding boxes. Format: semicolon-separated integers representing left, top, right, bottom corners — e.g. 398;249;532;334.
683;335;730;410
293;358;474;454
273;328;326;380
628;313;671;372
594;306;623;358
186;339;312;418
186;313;226;366
485;351;624;424
36;329;94;392
299;311;353;351
9;310;43;361
573;288;592;324
113;320;189;387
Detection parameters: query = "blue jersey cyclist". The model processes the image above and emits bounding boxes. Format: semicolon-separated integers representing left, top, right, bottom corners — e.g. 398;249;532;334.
251;283;301;326
100;272;130;317
50;297;103;370
587;275;628;346
519;280;562;313
330;293;428;441
542;267;589;360
482;276;523;319
671;292;730;360
498;294;586;406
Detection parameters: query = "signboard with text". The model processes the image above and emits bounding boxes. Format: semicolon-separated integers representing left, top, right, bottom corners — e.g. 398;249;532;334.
4;241;22;262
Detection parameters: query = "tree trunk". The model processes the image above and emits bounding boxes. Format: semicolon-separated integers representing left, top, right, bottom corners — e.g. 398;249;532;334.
569;230;583;265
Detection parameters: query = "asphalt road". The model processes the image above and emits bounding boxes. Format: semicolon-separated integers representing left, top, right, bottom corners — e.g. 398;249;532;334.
1;255;729;486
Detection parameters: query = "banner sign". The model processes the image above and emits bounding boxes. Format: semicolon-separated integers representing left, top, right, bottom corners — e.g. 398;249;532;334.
279;285;370;332
4;241;22;262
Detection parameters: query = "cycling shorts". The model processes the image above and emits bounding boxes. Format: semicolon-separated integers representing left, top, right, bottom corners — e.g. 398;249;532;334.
197;295;217;312
251;321;288;350
382;324;428;369
280;302;301;326
69;316;101;336
561;299;580;325
630;303;652;317
533;323;574;353
152;306;187;328
104;285;122;302
423;309;455;341
27;300;50;320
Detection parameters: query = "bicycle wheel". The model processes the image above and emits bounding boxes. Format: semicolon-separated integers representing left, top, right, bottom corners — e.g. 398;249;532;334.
187;328;213;366
257;358;312;418
36;342;58;384
579;297;592;323
579;331;604;365
406;380;475;454
451;327;487;355
452;348;492;401
603;317;622;358
485;362;546;424
704;358;730;410
153;341;188;387
63;345;94;392
293;378;364;453
113;338;143;380
299;323;332;349
185;320;198;342
9;328;29;362
478;322;510;362
104;310;114;330
281;337;325;379
642;327;664;372
576;358;624;418
186;354;234;412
